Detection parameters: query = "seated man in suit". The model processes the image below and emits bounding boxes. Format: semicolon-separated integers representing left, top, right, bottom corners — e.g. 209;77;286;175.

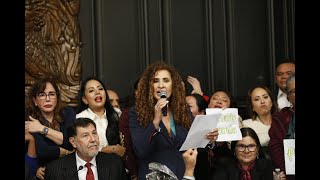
44;117;127;180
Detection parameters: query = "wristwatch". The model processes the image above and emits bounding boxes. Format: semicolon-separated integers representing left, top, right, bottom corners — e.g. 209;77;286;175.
41;127;49;135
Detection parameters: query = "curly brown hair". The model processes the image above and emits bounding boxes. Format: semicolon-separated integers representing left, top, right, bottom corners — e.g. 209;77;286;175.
135;61;191;129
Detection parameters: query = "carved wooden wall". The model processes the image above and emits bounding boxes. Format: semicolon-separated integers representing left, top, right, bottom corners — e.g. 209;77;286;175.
25;0;81;107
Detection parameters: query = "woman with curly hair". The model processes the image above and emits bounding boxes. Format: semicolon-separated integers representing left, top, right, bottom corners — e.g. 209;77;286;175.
129;61;218;179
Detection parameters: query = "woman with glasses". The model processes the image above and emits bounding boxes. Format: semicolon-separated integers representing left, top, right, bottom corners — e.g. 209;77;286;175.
25;78;76;179
211;127;286;180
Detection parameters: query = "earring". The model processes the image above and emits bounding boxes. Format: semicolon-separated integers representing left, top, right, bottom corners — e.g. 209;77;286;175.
256;153;259;159
35;104;37;106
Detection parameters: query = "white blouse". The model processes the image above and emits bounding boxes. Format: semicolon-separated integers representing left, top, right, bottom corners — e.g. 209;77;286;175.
242;117;271;147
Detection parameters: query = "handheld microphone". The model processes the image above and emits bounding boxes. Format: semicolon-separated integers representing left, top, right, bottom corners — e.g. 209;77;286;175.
160;91;167;116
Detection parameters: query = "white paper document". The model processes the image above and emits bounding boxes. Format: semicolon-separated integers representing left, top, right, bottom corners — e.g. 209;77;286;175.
283;139;295;175
179;113;221;151
206;108;242;142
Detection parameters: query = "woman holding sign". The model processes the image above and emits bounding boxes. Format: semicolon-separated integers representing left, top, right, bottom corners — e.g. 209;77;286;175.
206;90;243;175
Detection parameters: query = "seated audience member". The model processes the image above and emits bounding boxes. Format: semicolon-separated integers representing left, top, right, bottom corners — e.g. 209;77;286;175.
274;60;295;110
129;61;218;180
25;130;38;180
242;85;278;159
269;74;295;180
107;89;122;117
76;76;126;158
25;78;76;179
185;93;210;180
206;90;242;174
211;127;286;180
185;93;208;118
44;117;127;180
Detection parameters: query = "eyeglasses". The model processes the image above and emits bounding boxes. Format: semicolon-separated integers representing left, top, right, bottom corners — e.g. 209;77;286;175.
37;92;57;100
236;144;257;152
288;89;295;96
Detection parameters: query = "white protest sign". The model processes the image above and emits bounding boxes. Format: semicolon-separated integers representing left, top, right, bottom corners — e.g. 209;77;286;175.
205;108;242;141
283;139;295;175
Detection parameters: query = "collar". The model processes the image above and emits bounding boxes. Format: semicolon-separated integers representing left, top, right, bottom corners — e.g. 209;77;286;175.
277;89;286;99
86;108;107;120
75;151;97;169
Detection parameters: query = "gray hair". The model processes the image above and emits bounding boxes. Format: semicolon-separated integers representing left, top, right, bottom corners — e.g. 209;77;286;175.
285;73;295;93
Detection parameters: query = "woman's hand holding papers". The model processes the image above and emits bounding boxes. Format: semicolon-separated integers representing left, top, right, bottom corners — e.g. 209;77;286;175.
206;128;219;143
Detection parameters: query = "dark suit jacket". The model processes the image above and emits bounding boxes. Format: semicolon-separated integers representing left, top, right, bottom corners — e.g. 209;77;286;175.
44;152;127;180
33;106;76;166
211;158;273;180
128;107;188;180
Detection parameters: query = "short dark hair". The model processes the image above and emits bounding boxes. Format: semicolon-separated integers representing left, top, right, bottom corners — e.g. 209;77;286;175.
276;58;295;68
231;127;265;159
187;93;208;113
68;118;96;137
209;89;236;108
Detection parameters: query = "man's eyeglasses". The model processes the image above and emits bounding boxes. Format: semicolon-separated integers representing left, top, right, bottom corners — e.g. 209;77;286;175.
288;88;295;96
236;144;257;152
37;92;57;100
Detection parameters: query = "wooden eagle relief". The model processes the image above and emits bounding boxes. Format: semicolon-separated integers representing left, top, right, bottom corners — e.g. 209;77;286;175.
25;0;82;107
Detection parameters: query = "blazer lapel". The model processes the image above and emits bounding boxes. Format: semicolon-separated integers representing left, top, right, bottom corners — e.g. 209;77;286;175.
159;121;174;145
62;154;79;180
96;153;108;179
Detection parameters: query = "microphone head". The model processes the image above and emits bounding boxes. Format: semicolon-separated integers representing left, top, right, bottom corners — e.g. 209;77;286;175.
160;91;167;98
79;166;83;170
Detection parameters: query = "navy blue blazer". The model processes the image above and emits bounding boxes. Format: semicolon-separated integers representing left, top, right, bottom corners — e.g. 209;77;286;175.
33;106;76;166
129;107;188;180
44;152;127;180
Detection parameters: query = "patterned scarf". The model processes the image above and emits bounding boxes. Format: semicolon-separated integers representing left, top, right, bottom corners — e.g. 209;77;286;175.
237;161;256;180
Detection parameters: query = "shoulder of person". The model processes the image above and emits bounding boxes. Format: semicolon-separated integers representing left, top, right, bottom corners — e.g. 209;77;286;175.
76;108;88;118
97;152;123;163
98;151;121;159
46;153;70;167
61;106;76;116
255;158;273;168
128;106;138;116
242;118;253;125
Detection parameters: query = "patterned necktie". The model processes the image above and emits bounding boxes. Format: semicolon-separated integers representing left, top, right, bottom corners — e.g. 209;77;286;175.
85;162;94;180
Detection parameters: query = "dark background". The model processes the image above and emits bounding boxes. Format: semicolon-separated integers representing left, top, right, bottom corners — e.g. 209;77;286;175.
78;0;295;119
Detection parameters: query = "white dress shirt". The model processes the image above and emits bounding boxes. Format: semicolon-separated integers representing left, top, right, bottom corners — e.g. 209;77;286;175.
76;108;109;151
277;89;292;110
75;152;98;180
